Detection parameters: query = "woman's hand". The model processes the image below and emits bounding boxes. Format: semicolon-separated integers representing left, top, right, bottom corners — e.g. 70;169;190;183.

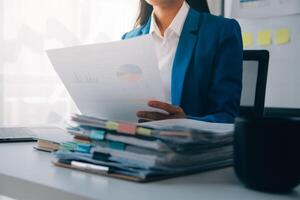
137;100;186;121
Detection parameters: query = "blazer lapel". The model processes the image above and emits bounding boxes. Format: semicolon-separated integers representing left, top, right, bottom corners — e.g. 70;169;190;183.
171;9;201;106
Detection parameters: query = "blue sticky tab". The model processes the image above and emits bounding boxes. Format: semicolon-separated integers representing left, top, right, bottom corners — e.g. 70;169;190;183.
89;130;106;141
109;141;125;151
67;127;80;131
76;143;91;154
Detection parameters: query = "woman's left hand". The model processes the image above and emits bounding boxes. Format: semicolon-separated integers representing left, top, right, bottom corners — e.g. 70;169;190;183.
137;100;186;121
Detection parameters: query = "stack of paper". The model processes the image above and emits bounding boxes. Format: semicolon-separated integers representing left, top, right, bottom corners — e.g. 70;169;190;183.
53;115;234;182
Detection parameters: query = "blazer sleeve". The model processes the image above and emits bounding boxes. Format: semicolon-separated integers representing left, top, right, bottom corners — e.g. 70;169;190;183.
188;19;243;123
121;33;128;40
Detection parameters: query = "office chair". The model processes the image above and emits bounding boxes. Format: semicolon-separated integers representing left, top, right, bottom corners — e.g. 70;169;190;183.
240;50;269;117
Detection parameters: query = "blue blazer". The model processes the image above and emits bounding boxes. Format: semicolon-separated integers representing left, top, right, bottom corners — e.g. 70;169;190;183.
122;9;243;123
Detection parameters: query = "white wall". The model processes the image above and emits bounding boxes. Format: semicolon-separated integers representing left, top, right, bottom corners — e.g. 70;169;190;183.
225;0;300;109
238;16;300;108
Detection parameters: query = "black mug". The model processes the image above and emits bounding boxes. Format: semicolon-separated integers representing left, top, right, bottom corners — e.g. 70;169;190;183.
234;117;300;193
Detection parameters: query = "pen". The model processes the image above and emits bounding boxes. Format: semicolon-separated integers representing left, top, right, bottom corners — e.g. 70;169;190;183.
71;161;109;173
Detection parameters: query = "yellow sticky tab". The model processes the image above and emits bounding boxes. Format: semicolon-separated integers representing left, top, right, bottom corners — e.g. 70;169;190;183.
136;127;152;136
242;32;253;47
258;30;272;46
275;28;290;45
106;121;119;131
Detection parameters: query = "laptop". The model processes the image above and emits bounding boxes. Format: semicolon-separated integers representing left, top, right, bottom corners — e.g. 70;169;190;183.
240;50;269;117
0;126;68;143
0;127;37;142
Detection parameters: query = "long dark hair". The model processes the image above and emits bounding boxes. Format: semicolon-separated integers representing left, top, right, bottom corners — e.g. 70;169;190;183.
135;0;210;27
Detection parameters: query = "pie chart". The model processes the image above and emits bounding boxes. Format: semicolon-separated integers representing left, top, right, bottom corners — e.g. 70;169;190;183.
116;64;143;83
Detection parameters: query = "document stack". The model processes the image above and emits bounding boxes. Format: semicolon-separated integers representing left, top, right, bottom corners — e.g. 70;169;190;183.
53;114;234;182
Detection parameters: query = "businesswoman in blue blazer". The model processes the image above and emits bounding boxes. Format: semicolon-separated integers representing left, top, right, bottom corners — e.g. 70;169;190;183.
122;0;243;123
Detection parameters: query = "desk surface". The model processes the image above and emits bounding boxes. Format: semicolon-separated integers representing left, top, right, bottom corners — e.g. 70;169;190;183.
0;142;299;200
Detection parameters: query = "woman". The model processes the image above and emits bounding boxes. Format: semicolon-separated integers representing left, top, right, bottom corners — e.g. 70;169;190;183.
122;0;243;123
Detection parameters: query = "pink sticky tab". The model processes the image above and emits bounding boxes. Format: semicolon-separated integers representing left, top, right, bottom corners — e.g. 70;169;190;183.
118;123;137;135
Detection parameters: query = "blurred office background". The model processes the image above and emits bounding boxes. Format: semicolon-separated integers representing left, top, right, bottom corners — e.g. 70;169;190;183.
0;0;223;126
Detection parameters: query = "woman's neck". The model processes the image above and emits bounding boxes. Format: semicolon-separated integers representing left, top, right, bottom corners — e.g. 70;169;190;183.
153;0;184;36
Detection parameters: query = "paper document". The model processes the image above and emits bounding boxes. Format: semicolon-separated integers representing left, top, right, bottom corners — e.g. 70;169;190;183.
32;127;73;142
47;36;166;122
142;119;234;134
54;115;235;181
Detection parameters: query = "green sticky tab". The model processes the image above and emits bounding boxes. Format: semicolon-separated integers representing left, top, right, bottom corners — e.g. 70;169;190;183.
106;121;119;130
76;143;91;153
89;130;106;141
60;142;77;151
136;127;152;136
109;141;125;151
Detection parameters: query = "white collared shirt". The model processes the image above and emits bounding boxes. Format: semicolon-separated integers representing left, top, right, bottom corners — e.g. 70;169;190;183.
150;1;190;103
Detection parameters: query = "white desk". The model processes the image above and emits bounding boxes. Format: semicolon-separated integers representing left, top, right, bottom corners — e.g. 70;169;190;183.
0;142;299;200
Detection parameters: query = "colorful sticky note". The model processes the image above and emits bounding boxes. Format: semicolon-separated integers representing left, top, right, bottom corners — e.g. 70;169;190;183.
60;142;77;151
93;151;109;161
105;121;119;131
242;32;253;47
109;141;125;151
67;127;80;131
275;28;290;45
136;127;152;136
258;30;272;46
90;130;106;141
76;143;92;154
117;123;136;135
